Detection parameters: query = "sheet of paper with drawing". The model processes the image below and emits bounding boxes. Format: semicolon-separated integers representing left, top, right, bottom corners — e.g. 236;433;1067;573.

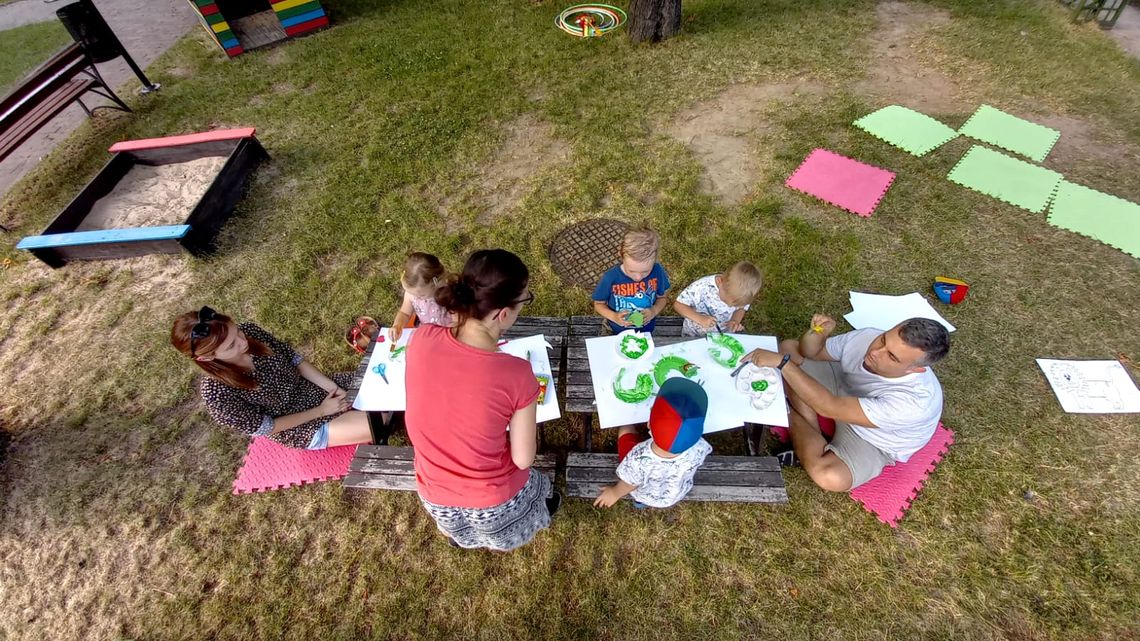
498;334;562;423
585;332;789;432
1036;359;1140;414
844;291;955;333
352;328;416;411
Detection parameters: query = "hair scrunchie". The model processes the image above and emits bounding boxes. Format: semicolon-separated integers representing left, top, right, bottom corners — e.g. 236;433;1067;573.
452;280;476;306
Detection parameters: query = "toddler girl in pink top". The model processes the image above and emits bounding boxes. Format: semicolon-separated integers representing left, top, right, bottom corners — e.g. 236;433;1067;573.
389;252;455;341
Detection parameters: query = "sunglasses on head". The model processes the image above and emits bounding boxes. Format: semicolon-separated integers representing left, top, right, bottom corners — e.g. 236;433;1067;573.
189;306;218;356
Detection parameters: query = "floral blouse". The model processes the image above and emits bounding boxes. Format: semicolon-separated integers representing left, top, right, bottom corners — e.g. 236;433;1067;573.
199;322;353;449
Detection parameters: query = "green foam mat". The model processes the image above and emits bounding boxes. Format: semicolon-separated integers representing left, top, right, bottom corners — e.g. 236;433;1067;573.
853;105;959;157
1048;181;1140;258
958;104;1060;162
946;145;1062;213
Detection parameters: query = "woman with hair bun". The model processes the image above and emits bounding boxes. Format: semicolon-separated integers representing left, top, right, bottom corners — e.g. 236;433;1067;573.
171;308;389;449
404;249;560;551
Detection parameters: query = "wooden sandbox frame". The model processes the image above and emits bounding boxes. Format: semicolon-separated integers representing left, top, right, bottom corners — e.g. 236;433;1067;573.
17;128;268;268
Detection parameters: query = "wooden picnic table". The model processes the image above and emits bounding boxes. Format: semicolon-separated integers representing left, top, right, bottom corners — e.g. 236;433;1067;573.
564;315;767;453
345;316;570;448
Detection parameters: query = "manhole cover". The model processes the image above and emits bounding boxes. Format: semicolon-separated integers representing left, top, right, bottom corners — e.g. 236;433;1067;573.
549;218;630;288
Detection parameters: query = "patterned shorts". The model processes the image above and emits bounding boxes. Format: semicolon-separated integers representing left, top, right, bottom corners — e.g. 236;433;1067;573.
419;468;553;552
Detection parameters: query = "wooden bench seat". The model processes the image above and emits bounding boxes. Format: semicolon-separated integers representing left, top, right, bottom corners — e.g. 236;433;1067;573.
343;445;557;491
564;452;788;503
0;43;129;163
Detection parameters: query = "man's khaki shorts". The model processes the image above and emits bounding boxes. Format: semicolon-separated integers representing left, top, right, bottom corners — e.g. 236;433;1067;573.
798;359;896;489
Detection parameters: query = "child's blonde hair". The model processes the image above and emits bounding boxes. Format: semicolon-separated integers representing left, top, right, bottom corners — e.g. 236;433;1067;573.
402;252;447;290
620;226;661;262
723;261;763;301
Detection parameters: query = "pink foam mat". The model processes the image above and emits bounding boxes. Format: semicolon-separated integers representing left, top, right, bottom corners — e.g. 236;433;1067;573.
785;148;896;217
232;437;357;495
849;424;954;528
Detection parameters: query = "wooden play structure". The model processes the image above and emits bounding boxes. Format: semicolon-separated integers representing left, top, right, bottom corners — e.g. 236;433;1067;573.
186;0;328;57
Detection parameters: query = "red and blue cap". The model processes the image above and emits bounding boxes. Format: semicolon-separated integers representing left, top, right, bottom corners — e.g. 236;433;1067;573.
650;378;708;454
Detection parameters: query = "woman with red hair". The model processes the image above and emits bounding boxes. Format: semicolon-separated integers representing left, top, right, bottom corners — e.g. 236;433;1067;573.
172;308;386;449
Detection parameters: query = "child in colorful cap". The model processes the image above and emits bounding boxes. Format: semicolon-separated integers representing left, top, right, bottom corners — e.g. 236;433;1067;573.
594;378;713;508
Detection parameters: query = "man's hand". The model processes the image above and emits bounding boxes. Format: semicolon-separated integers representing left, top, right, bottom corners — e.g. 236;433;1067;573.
743;347;783;369
810;314;836;336
593;484;626;508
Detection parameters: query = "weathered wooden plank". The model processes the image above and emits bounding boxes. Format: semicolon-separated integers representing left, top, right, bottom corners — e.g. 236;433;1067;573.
344;472;417;491
567;453;780;472
344;461;557;490
566;384;598;398
565;481;788;503
353;444;417;460
566;400;597;413
566;465;785;488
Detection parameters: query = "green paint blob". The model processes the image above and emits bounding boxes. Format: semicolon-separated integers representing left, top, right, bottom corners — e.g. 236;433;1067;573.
653;355;699;386
619;334;649;359
707;332;745;368
627;310;645;327
613;367;654;403
751;380;769;392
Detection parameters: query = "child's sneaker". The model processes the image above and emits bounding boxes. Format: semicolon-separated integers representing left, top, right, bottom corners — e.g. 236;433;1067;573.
775;448;799;468
546;491;562;517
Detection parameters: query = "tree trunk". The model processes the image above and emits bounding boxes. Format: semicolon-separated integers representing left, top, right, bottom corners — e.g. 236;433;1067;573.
628;0;682;44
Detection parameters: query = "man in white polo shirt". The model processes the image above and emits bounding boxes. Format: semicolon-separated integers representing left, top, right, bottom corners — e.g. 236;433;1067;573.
742;315;949;491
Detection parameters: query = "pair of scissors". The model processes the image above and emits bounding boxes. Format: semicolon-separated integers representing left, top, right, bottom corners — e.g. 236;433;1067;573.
372;363;389;384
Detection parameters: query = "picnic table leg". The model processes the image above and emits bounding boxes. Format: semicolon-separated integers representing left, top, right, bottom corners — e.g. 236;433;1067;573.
573;413;593;452
743;423;769;457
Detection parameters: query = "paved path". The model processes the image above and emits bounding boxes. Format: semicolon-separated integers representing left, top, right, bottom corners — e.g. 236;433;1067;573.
1108;3;1140;60
0;0;197;201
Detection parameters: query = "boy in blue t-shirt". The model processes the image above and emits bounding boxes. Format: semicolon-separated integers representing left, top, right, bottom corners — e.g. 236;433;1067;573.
592;226;671;334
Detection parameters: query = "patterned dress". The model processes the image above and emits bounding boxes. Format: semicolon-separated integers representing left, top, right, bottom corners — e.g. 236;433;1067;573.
198;322;353;449
410;294;454;327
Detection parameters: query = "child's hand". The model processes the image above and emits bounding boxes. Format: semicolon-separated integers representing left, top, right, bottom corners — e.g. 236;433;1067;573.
724;320;744;332
593;485;624;508
640;308;657;324
697;314;718;331
810;314;836;336
612;310;633;327
388;325;403;342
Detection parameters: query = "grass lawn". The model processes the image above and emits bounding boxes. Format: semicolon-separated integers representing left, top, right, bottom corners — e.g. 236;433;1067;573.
0;20;72;94
1;0;1139;639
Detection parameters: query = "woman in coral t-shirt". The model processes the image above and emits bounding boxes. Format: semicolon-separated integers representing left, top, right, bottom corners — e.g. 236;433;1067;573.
404;249;560;551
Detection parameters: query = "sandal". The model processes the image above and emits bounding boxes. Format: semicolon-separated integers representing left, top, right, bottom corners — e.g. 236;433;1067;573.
344;316;380;354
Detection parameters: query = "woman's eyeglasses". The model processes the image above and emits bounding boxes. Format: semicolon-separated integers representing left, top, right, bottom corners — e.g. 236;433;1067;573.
189;306;218;355
514;292;535;307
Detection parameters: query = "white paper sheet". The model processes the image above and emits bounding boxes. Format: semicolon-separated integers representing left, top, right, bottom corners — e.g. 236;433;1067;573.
352;328;416;411
585;333;789;432
843;291;956;333
498;334;562;423
352;330;563;423
1036;359;1140;414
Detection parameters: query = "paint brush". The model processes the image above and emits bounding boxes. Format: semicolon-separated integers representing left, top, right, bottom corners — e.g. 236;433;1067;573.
730;360;750;378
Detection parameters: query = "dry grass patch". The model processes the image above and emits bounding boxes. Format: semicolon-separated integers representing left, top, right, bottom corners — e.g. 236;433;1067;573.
666;80;828;205
855;1;969;114
431;114;573;225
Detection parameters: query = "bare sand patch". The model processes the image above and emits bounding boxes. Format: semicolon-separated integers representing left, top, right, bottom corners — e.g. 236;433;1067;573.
666;80;827;205
75;157;226;231
1033;113;1140;173
427;115;572;225
475;115;572;223
855;1;967;114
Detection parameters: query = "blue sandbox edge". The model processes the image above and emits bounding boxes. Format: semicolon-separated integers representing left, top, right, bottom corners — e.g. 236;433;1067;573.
16;225;192;250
